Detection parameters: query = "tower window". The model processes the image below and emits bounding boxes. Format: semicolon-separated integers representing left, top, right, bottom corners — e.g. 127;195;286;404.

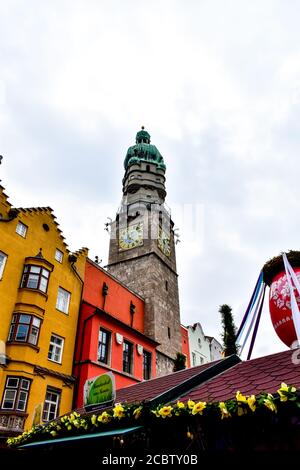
168;327;171;339
146;165;150;172
165;281;168;291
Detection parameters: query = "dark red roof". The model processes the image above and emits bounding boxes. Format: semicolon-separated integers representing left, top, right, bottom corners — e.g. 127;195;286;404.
179;349;300;403
116;359;223;404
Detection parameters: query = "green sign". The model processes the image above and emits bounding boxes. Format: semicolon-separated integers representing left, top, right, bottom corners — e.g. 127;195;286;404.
84;372;115;407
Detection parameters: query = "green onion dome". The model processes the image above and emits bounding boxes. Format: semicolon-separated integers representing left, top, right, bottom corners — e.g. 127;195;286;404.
124;127;166;171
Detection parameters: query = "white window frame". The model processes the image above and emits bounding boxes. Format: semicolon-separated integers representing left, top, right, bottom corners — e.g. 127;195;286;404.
1;377;30;411
42;388;61;422
0;252;7;279
56;287;70;314
55;249;63;263
48;334;64;363
16;221;27;238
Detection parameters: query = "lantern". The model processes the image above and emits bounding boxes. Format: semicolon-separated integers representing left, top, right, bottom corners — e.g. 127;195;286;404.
264;252;300;348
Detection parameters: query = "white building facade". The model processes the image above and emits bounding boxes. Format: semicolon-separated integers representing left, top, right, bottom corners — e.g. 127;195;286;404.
187;323;223;367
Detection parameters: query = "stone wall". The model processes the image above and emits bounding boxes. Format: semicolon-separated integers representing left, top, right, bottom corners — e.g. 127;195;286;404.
108;252;182;361
156;351;175;377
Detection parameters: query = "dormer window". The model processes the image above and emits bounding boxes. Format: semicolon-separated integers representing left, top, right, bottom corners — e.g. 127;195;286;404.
20;265;50;293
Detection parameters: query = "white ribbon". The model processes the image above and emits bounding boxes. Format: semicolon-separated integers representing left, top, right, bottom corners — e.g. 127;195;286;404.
282;253;300;345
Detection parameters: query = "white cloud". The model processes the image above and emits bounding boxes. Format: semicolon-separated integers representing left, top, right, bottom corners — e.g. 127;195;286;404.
2;0;300;358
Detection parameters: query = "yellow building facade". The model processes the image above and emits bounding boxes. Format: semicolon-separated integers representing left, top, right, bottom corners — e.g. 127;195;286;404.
0;184;87;439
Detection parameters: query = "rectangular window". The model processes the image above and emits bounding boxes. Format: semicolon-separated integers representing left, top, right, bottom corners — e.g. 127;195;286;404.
16;221;27;238
48;334;64;363
55;249;63;263
42;388;61;422
20;265;50;293
0;252;7;279
1;376;30;411
123;340;133;374
143;350;152;380
98;328;111;364
192;352;196;367
56;287;70;314
8;313;41;346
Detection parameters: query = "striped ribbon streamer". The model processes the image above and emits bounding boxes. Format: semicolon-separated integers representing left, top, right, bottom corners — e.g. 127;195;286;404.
239;281;265;355
235;271;264;347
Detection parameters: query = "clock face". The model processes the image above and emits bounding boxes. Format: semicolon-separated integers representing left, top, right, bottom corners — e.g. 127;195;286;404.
119;223;144;251
158;229;171;257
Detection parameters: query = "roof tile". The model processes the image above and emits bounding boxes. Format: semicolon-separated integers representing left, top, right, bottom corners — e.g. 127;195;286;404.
179;349;300;403
116;360;222;404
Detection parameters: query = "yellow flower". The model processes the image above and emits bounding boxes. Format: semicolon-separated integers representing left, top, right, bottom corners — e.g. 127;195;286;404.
219;402;231;419
151;409;160;417
187;400;195;410
50;431;57;437
277;383;297;401
264;394;277;413
91;415;97;425
280;382;296;392
192;401;206;415
113;403;125;419
98;411;111;423
67;425;72;431
187;431;194;440
277;390;288;402
133;407;142;419
158;406;173;418
236;391;247;404
176;401;186;410
247;395;256;412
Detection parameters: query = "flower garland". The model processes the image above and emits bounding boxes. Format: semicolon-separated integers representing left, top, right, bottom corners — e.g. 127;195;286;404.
7;383;299;448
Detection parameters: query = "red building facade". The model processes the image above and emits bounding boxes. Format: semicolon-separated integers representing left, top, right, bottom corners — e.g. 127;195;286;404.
181;325;191;368
73;259;158;407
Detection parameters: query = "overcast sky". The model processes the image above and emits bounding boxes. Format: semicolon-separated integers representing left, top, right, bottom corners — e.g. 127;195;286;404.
1;0;300;358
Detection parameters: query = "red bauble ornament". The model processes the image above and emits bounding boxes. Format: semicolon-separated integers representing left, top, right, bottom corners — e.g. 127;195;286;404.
269;268;299;347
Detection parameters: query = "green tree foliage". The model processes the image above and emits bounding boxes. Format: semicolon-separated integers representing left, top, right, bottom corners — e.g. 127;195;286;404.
173;352;186;372
219;304;239;356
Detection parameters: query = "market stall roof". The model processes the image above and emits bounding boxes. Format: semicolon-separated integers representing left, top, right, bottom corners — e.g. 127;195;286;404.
178;349;300;403
115;355;240;406
20;426;143;448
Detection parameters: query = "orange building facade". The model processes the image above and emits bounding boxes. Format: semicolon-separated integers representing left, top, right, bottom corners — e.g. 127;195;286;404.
73;259;158;408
